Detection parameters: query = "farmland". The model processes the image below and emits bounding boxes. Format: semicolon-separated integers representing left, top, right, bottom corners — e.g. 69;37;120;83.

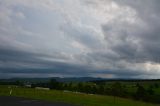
0;83;160;106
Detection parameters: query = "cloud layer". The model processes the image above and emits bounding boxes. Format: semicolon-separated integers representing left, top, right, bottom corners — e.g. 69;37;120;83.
0;0;160;78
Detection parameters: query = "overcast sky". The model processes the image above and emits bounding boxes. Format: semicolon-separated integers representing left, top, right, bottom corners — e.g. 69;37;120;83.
0;0;160;79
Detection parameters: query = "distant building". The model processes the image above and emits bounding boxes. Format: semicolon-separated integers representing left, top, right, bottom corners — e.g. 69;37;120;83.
35;87;50;90
24;84;31;88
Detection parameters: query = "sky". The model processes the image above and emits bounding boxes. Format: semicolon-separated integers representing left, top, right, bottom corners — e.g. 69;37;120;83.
0;0;160;79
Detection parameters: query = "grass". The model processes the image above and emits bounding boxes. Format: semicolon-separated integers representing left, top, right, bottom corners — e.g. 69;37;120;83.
154;88;160;95
0;85;159;106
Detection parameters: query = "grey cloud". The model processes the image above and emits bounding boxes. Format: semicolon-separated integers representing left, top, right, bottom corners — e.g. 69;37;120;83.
100;0;160;64
0;0;160;78
0;47;94;77
61;23;102;50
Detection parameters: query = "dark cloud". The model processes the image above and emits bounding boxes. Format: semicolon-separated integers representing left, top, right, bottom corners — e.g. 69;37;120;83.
101;0;160;64
0;0;160;78
0;47;93;78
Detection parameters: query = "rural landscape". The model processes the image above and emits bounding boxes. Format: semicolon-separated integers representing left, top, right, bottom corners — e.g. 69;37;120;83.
1;0;160;106
0;78;160;106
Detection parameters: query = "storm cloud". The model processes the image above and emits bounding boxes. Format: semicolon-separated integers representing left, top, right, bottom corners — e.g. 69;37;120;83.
0;0;160;79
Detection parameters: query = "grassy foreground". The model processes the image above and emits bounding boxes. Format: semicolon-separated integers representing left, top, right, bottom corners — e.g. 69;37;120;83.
0;85;159;106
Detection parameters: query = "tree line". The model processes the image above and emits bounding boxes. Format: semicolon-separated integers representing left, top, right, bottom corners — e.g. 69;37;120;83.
30;79;160;104
0;79;160;104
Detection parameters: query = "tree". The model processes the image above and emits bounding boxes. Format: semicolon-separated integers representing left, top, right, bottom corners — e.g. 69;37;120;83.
154;83;159;88
110;82;123;103
135;85;146;100
147;85;154;95
49;79;60;89
97;84;105;94
84;84;92;93
63;83;68;90
68;82;73;91
77;82;84;92
91;85;98;94
111;82;124;96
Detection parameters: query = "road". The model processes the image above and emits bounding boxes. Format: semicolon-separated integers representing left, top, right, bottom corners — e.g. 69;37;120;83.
0;96;77;106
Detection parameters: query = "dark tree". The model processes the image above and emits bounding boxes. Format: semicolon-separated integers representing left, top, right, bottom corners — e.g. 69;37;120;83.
97;84;105;94
77;82;84;92
68;82;73;91
49;79;61;89
111;82;124;96
135;85;146;100
147;86;154;95
84;84;92;93
154;83;159;88
111;82;124;103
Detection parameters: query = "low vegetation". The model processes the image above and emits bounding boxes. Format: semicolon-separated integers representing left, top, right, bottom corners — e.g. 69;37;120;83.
0;79;160;106
0;85;159;106
30;79;160;104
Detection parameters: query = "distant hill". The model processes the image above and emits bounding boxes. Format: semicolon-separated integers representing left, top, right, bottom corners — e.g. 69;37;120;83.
0;77;104;83
0;77;160;84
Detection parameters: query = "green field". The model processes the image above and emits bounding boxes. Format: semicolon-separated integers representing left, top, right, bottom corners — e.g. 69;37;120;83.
0;85;159;106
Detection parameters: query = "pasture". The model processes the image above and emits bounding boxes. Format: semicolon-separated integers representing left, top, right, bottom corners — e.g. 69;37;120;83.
0;85;159;106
